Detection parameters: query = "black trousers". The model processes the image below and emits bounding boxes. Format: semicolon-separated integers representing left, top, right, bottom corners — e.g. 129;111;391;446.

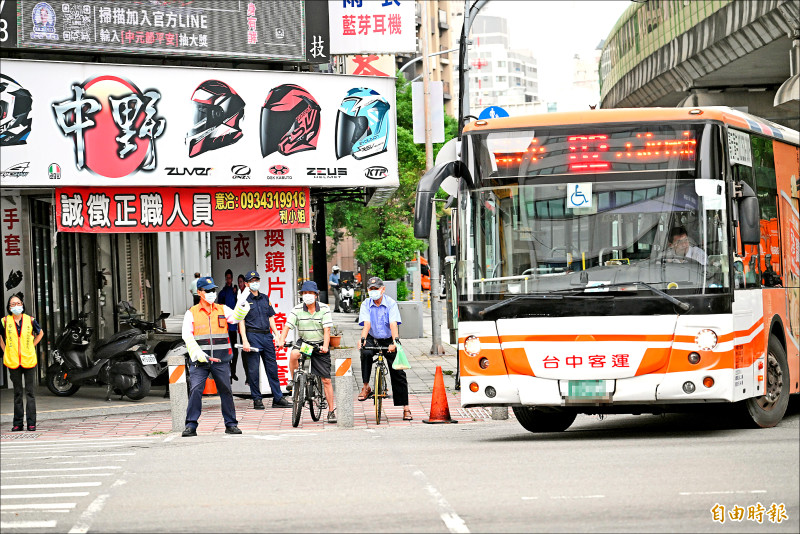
9;366;36;427
360;335;408;406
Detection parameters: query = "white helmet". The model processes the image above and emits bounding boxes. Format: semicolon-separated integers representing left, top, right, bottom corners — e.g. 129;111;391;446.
332;265;340;272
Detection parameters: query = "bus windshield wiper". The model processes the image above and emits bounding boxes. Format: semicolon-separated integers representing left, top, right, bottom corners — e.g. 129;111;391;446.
479;294;564;316
553;281;692;312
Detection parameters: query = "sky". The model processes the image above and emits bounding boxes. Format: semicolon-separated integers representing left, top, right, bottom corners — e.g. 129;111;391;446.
476;0;631;105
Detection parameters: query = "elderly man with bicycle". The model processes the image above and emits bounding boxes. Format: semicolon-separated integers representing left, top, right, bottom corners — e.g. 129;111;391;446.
276;281;337;424
357;276;412;421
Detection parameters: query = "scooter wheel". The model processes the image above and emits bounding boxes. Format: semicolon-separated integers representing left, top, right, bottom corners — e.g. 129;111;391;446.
46;367;81;397
125;371;151;400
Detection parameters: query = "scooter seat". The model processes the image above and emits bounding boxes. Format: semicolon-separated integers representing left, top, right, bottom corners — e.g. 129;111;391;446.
93;331;145;361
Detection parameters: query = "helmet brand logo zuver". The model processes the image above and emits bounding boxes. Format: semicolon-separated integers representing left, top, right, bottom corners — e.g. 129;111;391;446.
166;167;212;176
307;168;347;176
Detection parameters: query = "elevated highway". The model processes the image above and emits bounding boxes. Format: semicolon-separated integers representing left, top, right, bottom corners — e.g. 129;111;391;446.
600;0;799;128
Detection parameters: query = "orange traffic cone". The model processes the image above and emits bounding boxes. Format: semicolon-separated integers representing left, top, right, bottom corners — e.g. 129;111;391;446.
202;377;217;395
423;366;457;424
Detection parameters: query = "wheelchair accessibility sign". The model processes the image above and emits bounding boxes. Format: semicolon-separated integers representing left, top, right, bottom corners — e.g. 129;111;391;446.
567;183;593;209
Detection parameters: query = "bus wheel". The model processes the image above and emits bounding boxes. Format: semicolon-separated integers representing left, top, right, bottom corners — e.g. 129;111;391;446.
742;335;790;428
513;407;576;433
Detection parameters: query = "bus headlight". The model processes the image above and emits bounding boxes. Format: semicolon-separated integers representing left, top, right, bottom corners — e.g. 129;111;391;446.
695;329;718;351
464;336;481;357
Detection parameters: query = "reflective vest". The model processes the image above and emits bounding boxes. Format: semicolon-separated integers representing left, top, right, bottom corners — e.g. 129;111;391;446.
190;303;233;363
3;315;37;369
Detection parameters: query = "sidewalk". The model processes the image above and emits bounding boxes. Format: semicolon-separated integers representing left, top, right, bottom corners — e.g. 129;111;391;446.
1;303;479;436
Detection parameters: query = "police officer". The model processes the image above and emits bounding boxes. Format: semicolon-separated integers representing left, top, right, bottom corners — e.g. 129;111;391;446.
240;271;291;409
181;276;250;437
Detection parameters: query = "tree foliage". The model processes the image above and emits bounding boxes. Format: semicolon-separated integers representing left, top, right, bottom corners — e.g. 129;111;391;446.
325;73;458;292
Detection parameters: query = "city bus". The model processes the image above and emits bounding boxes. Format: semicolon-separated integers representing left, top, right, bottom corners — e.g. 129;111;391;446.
414;107;799;431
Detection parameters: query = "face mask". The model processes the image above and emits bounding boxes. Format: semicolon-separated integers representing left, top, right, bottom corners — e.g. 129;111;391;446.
302;294;316;305
203;291;217;304
249;282;260;291
10;306;23;316
368;290;381;300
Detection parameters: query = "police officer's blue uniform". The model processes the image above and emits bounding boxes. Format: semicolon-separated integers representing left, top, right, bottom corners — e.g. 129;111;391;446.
242;271;286;406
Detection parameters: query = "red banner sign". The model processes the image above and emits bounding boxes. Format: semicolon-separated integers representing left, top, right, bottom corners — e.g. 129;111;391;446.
55;187;309;233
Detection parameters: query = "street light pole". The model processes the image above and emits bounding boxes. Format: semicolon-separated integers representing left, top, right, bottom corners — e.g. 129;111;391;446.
420;5;444;356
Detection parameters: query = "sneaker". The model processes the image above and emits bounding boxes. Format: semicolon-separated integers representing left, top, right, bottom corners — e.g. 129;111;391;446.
27;425;36;432
327;410;337;424
253;399;265;410
181;426;197;437
225;426;242;435
272;397;291;408
11;425;23;432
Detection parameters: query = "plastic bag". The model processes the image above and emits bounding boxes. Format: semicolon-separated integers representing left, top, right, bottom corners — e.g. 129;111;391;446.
392;343;410;370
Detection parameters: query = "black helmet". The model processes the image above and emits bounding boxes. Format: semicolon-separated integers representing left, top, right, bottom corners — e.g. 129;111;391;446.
186;80;245;158
260;84;321;157
0;74;33;146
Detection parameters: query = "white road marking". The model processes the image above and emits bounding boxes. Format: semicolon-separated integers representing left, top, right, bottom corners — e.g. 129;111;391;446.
3;453;135;461
1;492;89;499
679;490;767;495
4;474;113;479
68;494;110;534
0;437;154;446
409;467;469;534
521;496;539;500
0;520;57;528
3;445;139;454
111;479;127;488
1;503;77;510
550;495;605;500
0;510;70;514
2;467;121;473
1;483;102;490
162;435;176;443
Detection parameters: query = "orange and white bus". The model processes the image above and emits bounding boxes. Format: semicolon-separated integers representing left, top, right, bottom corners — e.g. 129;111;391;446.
414;107;799;431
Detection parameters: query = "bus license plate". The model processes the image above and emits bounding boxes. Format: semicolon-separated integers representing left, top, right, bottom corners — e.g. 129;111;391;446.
567;380;606;398
140;353;158;365
300;343;314;355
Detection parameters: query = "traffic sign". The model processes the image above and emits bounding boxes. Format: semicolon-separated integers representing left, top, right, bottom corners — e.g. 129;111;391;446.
478;106;509;119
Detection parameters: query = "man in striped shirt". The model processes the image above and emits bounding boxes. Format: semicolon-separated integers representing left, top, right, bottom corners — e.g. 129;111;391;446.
181;276;251;437
276;281;336;423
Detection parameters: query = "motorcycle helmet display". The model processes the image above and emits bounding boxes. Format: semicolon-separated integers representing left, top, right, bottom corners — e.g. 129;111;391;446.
0;74;33;146
260;84;321;157
186;79;245;158
335;87;390;160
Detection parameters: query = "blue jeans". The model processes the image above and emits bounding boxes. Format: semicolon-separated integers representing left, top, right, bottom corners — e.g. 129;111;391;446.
246;333;283;402
185;360;238;429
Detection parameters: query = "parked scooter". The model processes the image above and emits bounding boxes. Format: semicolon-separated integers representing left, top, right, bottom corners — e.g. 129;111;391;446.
46;296;168;401
338;279;355;313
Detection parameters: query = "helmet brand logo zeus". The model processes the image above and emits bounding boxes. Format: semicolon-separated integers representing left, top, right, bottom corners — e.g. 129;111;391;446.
166;167;212;176
307;168;347;176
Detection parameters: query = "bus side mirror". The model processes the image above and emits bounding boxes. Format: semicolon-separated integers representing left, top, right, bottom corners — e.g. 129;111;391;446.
414;161;472;239
736;181;760;246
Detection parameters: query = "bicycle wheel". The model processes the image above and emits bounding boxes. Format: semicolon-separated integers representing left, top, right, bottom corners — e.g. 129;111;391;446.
291;372;306;428
308;376;323;422
374;364;384;425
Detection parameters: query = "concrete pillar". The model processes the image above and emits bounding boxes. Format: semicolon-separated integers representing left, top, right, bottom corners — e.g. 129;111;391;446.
334;357;354;428
491;406;508;420
167;352;189;432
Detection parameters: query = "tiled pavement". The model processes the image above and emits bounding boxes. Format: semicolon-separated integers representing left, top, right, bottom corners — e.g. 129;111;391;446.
1;305;501;441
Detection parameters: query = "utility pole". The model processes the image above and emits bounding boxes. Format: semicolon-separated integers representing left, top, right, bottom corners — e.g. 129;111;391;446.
421;3;444;355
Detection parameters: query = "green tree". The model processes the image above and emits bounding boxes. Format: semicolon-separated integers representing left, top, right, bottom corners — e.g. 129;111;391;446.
326;73;458;298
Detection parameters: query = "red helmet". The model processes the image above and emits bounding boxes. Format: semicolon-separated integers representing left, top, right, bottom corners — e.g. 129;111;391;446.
186;80;245;158
260;84;321;157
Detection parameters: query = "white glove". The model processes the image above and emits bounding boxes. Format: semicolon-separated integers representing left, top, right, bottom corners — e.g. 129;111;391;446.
195;351;209;363
236;287;252;305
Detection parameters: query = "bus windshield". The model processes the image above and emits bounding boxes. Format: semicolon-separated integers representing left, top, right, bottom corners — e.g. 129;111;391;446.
459;131;731;301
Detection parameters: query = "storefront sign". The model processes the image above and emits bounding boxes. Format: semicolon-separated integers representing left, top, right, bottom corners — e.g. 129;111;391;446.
1;59;398;188
345;54;396;76
9;0;329;63
55;187;310;233
1;195;27;307
328;0;415;54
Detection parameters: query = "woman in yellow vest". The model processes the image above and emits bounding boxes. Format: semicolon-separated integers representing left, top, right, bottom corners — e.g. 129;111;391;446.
1;294;44;431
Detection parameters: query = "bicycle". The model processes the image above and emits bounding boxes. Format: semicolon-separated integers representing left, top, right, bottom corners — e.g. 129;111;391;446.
362;340;391;425
285;340;326;428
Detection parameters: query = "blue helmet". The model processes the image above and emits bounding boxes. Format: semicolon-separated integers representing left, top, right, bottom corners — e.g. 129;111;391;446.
335;88;390;160
300;280;319;293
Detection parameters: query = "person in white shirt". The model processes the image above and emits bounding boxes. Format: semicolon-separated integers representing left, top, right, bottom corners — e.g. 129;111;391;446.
667;226;707;265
